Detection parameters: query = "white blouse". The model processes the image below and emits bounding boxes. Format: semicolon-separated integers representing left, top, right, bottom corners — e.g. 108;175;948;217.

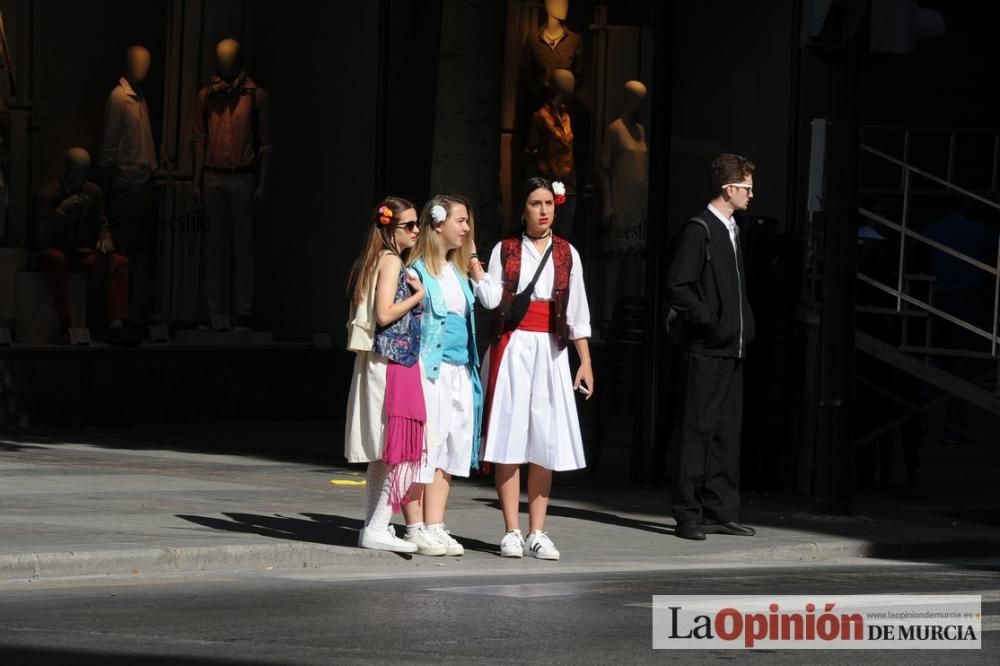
438;263;469;316
474;235;592;340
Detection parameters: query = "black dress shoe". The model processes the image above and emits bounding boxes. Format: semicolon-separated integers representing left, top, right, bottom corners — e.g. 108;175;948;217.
702;520;756;537
674;521;706;540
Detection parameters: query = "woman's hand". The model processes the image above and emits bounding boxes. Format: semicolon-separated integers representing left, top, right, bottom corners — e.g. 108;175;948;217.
573;361;594;400
405;271;425;300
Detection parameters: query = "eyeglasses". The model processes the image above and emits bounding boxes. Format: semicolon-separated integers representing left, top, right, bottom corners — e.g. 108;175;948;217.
725;183;754;194
395;221;421;232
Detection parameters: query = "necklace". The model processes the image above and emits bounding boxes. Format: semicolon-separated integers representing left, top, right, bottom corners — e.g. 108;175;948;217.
526;230;552;240
543;28;564;48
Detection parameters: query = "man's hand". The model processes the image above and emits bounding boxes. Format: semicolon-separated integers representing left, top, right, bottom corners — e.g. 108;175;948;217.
96;237;114;254
56;193;89;214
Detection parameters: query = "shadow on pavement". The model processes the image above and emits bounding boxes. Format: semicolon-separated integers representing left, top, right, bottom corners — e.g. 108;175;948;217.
176;512;410;560
301;513;502;557
472;498;677;536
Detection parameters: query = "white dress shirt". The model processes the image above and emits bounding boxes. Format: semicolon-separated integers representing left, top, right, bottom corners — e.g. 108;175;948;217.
99;78;158;188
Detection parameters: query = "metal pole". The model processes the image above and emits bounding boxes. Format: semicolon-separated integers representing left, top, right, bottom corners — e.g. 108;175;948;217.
992;133;999;193
638;0;673;485
813;4;866;515
992;241;1000;358
896;168;910;312
901;128;910;191
947;131;956;184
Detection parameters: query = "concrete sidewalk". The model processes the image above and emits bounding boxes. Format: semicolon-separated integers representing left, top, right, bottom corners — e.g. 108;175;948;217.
2;423;1000;581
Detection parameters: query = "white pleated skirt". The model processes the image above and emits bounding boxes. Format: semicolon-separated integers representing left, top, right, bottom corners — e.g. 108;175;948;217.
481;330;586;471
418;361;475;481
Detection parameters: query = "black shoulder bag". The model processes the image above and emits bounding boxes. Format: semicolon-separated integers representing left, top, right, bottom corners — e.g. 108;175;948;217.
504;243;554;331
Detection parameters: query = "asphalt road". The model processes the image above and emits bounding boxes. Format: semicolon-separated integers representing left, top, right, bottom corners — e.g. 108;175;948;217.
1;558;998;665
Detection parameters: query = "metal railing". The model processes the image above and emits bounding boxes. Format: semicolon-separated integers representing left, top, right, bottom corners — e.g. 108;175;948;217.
857;144;1000;361
861;126;1000;195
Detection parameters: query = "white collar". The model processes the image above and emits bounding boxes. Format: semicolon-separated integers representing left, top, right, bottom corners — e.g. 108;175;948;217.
119;77;142;99
707;203;736;232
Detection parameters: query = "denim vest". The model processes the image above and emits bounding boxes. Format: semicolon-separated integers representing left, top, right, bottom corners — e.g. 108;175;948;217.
412;259;484;468
372;266;421;367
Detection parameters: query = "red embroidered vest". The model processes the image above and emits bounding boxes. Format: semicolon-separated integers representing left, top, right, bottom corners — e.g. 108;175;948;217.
492;235;573;350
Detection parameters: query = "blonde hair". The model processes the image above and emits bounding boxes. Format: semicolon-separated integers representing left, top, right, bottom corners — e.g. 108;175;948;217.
407;194;475;278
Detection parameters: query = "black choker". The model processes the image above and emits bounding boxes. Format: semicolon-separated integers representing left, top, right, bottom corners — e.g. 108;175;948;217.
526;230;552;240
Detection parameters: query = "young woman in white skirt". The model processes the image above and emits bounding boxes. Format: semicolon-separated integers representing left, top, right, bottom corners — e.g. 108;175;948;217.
403;195;484;556
470;177;594;560
344;197;426;553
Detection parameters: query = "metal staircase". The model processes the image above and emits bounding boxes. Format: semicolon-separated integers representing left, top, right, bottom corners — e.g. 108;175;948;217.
854;126;1000;448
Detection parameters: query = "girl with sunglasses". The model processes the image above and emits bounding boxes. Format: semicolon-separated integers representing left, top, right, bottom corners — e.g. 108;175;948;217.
345;197;426;553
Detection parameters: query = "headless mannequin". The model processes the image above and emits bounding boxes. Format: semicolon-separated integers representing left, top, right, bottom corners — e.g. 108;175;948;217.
598;81;648;330
526;68;578;238
100;45;158;323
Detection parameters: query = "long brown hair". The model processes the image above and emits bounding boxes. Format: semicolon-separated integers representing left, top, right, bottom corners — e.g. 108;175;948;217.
347;196;417;305
407;194;475;279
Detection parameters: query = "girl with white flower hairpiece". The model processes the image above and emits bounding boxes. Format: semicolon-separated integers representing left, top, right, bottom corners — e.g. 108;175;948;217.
400;194;484;556
467;176;594;561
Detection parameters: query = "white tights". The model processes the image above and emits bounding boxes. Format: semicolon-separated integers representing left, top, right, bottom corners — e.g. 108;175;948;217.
365;461;394;531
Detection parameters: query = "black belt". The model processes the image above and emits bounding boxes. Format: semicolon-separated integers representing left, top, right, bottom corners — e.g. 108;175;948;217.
205;164;255;173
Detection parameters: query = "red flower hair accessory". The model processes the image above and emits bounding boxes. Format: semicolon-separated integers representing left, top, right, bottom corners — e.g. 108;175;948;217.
552;181;567;206
377;205;393;225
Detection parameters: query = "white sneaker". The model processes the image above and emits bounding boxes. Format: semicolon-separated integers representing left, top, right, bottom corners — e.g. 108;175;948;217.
358;526;418;553
427;524;464;556
524;531;560;560
404;527;447;556
499;529;525;558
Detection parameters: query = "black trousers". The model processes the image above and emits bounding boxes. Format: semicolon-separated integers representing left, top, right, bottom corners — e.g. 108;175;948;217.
669;351;744;525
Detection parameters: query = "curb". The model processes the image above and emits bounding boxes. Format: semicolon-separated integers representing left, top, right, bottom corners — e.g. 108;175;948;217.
691;534;1000;563
5;533;1000;582
0;542;396;581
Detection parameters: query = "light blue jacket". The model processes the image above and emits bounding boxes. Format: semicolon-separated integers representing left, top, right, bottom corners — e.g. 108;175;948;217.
412;259;484;468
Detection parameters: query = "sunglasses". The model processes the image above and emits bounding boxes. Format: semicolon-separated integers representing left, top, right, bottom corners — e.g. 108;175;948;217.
725;183;754;194
395;221;421;232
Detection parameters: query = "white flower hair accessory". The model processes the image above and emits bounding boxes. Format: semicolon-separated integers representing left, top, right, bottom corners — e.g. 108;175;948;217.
430;204;448;224
551;181;567;206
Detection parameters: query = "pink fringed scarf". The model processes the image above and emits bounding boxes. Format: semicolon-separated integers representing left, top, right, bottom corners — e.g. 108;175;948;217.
382;360;426;511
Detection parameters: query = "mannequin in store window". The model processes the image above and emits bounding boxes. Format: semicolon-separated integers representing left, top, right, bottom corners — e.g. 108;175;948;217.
598;80;649;332
191;38;274;331
519;0;584;124
525;68;578;239
99;45;158;325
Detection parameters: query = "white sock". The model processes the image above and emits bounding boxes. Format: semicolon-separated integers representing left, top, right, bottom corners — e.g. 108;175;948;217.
426;522;444;532
365;462;392;531
406;522;424;535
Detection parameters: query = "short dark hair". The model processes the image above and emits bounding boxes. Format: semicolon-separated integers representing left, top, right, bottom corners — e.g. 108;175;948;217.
708;153;755;196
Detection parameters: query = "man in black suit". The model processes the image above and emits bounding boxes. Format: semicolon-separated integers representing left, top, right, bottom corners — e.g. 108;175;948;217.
664;153;757;540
